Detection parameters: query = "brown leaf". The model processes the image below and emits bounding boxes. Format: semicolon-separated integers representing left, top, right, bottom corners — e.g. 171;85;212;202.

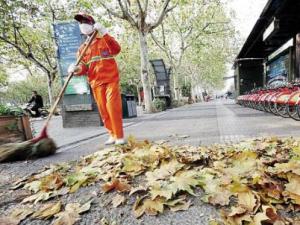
111;194;125;208
101;179;131;193
40;173;64;192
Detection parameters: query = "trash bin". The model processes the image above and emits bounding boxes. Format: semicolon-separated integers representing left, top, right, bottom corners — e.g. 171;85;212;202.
122;94;137;118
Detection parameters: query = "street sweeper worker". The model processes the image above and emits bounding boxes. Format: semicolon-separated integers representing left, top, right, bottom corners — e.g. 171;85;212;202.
68;13;125;145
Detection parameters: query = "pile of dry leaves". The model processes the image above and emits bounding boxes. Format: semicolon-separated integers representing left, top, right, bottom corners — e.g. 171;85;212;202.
2;136;300;225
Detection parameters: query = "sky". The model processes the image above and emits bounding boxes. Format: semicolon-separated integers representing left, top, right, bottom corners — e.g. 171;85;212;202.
227;0;268;39
222;0;269;91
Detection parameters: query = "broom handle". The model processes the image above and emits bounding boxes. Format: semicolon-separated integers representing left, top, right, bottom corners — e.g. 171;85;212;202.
42;31;98;129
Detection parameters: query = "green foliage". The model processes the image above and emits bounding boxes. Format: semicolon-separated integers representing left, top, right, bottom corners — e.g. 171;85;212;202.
0;104;23;116
120;82;137;96
181;83;191;97
153;98;167;112
2;75;60;106
0;69;8;87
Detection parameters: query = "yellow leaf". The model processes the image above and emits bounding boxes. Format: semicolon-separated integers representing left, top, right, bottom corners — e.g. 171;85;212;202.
150;182;174;200
209;189;232;206
253;212;269;225
129;186;147;196
24;180;41;193
146;159;184;185
22;191;54;204
121;155;144;174
143;198;164;216
132;197;165;218
169;170;199;195
32;201;61;219
285;174;300;196
169;200;191;212
272;161;300;176
237;191;257;212
228;206;247;217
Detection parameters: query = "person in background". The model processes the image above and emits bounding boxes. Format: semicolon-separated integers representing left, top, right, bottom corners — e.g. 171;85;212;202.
28;91;43;117
68;13;125;145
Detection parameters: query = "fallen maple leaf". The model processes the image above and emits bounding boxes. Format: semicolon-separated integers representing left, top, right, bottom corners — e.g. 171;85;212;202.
32;201;61;219
40;173;64;192
129;186;147;196
237;190;257;212
101;179;131;193
169;170;199;196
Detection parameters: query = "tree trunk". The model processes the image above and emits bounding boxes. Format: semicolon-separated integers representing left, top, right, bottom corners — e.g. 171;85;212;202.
173;71;179;101
138;31;152;113
136;84;141;106
46;73;53;105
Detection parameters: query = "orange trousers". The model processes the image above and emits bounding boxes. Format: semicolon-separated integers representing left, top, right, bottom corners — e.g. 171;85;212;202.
92;82;124;139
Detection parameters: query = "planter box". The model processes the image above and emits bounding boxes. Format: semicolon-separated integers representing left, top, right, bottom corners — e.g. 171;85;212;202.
0;115;33;144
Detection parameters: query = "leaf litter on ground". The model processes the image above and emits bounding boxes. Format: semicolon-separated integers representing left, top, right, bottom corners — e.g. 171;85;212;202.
4;136;300;224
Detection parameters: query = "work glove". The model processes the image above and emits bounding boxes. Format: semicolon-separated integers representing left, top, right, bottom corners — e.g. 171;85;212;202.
67;63;80;74
93;22;108;36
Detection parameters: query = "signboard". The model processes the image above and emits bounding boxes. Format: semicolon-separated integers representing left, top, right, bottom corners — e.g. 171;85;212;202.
53;21;92;111
266;53;289;86
53;21;90;95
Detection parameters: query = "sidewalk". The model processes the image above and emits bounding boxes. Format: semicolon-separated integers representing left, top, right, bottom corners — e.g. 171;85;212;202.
30;106;145;148
4;100;300;176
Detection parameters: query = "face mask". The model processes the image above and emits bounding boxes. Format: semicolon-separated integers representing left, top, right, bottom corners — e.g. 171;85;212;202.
79;23;93;35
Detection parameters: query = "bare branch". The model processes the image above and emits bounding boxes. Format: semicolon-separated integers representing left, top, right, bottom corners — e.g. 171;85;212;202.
149;0;175;31
0;35;50;76
41;46;55;69
144;0;149;17
150;32;175;63
161;24;166;46
117;0;138;27
99;2;125;20
150;32;167;52
136;0;144;15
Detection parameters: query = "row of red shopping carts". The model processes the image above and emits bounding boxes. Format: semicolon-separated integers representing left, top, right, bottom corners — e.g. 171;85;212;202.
237;82;300;120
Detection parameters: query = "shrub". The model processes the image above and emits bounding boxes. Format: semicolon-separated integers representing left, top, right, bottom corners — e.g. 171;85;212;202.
0;104;23;116
153;98;167;112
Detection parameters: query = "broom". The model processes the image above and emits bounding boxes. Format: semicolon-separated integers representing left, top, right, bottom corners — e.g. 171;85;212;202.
0;31;98;163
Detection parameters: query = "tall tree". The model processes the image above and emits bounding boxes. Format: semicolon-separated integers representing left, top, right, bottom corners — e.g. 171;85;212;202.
150;0;234;99
0;0;59;103
90;0;177;113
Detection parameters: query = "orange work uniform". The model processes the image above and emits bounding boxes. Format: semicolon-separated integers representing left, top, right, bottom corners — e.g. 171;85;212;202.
76;34;124;139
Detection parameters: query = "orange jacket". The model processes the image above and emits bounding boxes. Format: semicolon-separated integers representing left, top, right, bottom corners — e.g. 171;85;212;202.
77;34;121;88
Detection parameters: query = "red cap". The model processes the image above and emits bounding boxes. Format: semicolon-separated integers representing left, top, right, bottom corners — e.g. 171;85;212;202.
74;13;95;25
